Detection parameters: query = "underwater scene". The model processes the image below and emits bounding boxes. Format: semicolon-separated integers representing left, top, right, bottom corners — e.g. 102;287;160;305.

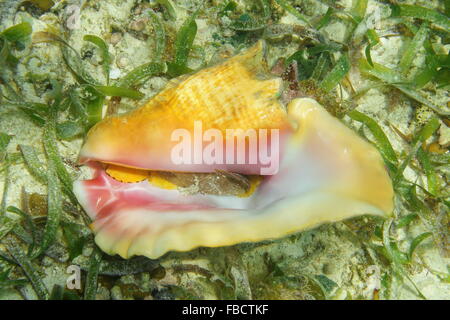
0;0;448;301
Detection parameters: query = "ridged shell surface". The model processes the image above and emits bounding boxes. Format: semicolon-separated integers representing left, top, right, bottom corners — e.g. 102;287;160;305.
79;41;290;174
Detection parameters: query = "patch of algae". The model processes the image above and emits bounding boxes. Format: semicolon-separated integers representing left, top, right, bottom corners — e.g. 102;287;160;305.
0;0;448;300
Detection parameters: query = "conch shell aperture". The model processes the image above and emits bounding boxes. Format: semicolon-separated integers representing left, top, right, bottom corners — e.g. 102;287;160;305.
74;41;393;259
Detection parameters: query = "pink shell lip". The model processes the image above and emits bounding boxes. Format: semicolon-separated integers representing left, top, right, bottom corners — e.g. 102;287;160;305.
73;160;388;259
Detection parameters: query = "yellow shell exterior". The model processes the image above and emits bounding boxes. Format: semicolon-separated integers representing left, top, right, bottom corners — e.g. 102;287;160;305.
79;41;291;170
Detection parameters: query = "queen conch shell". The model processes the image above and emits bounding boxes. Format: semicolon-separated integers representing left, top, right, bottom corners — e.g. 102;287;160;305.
74;41;393;259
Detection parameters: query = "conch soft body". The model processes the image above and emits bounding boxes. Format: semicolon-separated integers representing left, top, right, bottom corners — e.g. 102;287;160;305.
74;41;393;259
